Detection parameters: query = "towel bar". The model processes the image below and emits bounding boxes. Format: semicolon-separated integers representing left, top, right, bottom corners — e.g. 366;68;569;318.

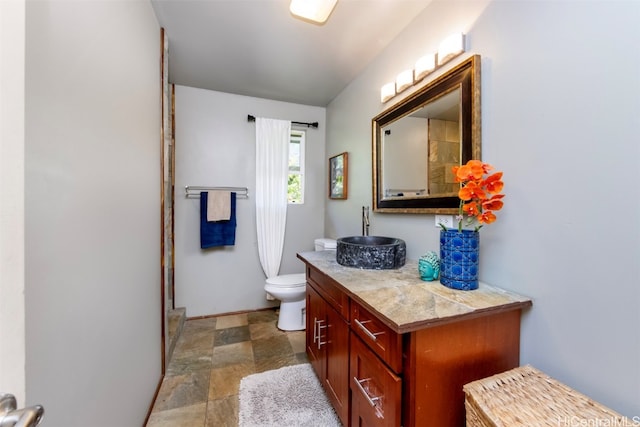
185;186;249;199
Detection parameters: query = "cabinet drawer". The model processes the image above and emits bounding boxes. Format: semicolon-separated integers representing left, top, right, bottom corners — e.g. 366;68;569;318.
351;300;403;373
306;265;349;319
351;333;402;427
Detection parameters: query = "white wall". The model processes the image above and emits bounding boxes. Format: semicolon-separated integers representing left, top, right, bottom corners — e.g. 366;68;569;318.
327;0;640;418
174;86;326;317
25;1;161;426
382;116;428;194
0;0;26;404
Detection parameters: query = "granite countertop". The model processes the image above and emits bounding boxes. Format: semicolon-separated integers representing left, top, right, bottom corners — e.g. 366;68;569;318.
297;250;532;334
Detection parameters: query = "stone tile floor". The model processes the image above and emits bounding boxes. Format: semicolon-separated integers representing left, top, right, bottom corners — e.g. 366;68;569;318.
146;308;308;427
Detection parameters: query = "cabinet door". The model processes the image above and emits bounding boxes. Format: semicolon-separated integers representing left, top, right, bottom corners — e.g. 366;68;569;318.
324;302;350;425
306;284;325;379
350;333;402;427
306;283;350;426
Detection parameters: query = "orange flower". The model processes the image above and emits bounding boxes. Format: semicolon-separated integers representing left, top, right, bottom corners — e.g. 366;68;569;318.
480;162;494;174
482;194;504;211
454;160;485;182
478;211;497;224
484;172;504;194
458;181;486;201
447;160;506;231
462;201;480;217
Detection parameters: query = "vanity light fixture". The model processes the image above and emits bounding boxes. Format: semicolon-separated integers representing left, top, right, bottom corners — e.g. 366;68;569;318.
395;69;414;93
414;53;436;82
380;32;466;103
437;32;465;66
290;0;338;24
380;82;396;103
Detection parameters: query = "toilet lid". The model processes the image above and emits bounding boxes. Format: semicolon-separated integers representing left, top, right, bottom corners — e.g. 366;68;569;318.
315;238;337;249
266;273;306;287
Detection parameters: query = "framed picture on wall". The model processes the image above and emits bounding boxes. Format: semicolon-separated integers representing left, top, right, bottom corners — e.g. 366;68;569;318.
329;152;348;199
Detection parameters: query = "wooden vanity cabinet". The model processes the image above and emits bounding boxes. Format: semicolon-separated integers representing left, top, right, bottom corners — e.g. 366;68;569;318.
302;259;530;427
305;267;350;426
401;309;523;427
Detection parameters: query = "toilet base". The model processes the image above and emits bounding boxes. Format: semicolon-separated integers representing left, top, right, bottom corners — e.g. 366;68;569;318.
277;298;306;331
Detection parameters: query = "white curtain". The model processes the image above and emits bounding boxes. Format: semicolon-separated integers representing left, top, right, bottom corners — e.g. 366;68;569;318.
255;117;291;279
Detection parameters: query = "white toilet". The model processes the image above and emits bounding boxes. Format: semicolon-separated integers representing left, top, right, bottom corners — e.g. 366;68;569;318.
265;238;336;331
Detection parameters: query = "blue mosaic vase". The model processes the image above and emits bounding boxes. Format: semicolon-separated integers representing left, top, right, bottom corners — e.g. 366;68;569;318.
439;229;479;290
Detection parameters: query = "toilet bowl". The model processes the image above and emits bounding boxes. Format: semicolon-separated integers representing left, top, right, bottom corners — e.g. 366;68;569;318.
265;273;306;331
265;238;336;331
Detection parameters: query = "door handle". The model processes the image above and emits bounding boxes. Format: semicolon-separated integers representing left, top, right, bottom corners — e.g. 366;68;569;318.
0;393;44;427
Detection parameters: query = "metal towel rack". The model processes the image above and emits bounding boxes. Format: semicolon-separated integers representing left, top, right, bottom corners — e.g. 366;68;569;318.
184;186;249;199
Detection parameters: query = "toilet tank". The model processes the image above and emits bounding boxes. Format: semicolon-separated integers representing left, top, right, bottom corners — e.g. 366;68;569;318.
314;238;337;251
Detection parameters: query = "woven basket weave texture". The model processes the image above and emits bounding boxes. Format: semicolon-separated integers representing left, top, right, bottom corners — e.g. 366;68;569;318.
463;365;625;427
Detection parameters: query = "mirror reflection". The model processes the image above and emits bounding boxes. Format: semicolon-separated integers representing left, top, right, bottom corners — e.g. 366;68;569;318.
372;55;481;214
381;88;460;200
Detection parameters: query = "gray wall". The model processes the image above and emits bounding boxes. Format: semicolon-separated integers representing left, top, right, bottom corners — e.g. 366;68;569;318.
174;86;326;317
0;0;26;402
326;0;639;418
25;1;161;426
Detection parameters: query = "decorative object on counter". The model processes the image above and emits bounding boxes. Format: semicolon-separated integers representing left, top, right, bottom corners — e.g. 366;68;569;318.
336;236;406;269
418;251;440;281
439;160;505;290
440;229;479;290
450;160;505;232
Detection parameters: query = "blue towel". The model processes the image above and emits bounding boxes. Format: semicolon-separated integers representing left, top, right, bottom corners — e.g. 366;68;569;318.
200;191;236;248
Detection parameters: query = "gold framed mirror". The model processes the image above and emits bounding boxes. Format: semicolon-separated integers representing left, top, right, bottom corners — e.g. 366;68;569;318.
372;54;481;213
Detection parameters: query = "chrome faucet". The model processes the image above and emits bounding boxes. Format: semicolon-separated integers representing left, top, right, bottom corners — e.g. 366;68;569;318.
0;393;44;427
362;206;370;236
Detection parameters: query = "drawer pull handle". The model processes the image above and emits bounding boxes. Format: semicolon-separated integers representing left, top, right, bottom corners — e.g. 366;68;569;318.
353;377;381;408
354;319;385;342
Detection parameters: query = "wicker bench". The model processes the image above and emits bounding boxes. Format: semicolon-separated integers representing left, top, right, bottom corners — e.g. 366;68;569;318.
463;365;627;427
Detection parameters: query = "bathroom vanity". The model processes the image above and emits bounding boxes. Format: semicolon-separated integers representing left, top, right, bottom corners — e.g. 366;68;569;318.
298;250;532;427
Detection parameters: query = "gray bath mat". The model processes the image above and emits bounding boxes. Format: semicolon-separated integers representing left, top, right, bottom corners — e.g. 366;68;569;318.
238;363;341;427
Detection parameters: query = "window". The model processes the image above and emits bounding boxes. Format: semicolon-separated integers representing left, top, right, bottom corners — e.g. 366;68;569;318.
288;130;305;204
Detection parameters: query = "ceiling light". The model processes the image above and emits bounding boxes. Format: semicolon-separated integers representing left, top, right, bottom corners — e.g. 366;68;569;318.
290;0;338;24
